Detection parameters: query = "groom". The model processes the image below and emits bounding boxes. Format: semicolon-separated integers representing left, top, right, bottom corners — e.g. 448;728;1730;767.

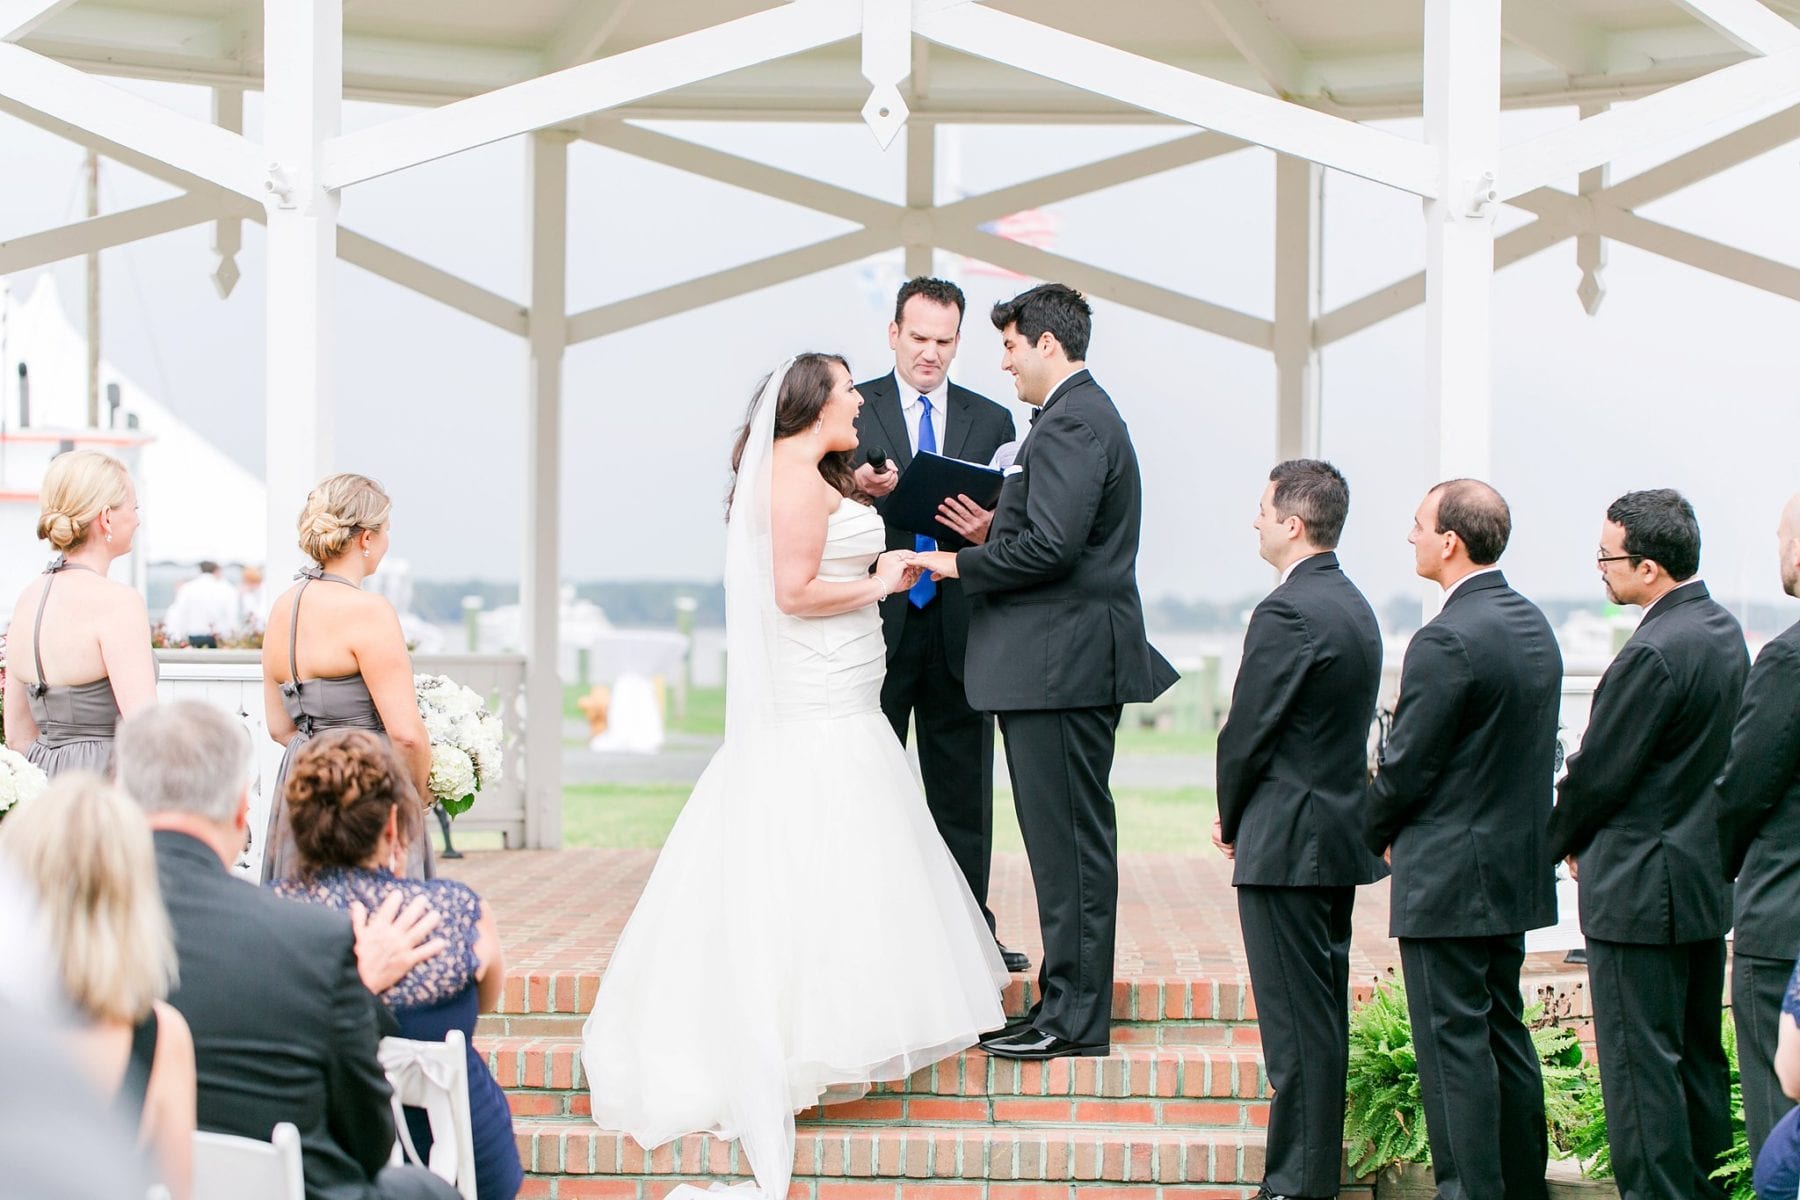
916;283;1176;1059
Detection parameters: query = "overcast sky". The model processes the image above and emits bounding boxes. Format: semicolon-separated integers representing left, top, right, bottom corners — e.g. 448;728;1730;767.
3;80;1797;621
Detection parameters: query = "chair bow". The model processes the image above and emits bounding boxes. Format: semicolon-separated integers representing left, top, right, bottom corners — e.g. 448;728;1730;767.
379;1039;464;1186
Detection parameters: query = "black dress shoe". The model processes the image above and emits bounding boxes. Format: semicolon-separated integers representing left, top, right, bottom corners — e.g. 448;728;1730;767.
980;1028;1110;1060
980;1012;1037;1042
997;942;1031;973
1254;1186;1332;1200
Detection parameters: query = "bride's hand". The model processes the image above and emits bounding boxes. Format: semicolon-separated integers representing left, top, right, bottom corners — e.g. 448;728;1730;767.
874;550;915;596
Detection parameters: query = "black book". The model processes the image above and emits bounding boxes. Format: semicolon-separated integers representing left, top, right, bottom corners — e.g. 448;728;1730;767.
879;451;1006;551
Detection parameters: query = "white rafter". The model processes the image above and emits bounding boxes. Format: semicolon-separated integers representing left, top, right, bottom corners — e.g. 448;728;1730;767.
937;130;1246;225
1197;0;1308;96
323;0;860;190
545;0;642;72
1500;48;1800;199
0;192;247;273
1672;0;1800;55
1503;0;1607;77
0;0;75;41
336;230;529;335
0;43;265;201
914;2;1438;198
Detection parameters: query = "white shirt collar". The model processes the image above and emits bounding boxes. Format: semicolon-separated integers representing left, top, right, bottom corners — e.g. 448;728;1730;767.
1039;364;1083;409
895;372;948;413
1644;578;1702;614
1443;565;1502;600
1279;551;1327;586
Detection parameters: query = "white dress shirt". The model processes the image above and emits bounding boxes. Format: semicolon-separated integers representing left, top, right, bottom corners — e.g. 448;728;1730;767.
1443;565;1502;600
1279;551;1326;586
895;373;950;458
165;572;241;638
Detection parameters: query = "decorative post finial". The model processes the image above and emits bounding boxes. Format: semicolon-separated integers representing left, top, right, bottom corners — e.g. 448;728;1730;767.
860;0;910;149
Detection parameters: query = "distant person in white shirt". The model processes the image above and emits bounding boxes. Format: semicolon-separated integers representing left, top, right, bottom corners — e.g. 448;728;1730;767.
237;564;269;635
163;562;239;648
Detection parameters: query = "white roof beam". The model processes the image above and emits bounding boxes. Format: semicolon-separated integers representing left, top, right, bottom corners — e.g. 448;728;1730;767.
934;226;1274;349
916;3;1437;197
0;44;266;202
565;227;898;344
0;191;247;273
0;0;75;42
1502;0;1607;76
337;229;529;335
1592;203;1800;298
545;0;642;72
1670;0;1800;55
1604;99;1800;206
1196;0;1308;96
324;0;860;190
938;130;1245;226
1499;47;1800;200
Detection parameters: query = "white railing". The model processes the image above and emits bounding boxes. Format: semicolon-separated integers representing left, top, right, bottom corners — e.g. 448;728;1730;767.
154;650;533;879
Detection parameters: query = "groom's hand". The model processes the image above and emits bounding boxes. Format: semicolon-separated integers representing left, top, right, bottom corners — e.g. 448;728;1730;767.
913;550;960;580
936;494;993;545
1211;818;1234;861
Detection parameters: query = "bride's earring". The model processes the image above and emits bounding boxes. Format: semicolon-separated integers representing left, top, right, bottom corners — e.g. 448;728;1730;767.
811;419;822;435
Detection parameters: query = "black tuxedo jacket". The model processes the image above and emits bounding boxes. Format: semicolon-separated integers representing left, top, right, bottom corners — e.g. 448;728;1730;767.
852;372;1016;680
953;369;1177;712
1718;618;1800;959
155;831;398;1200
1217;552;1388;888
1365;572;1562;939
1548;581;1748;944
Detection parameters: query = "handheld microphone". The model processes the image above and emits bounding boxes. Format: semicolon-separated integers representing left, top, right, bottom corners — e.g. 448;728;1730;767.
867;447;891;474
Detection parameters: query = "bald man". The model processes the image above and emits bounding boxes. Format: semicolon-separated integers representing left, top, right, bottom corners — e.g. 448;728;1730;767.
1718;494;1800;1164
1365;480;1562;1200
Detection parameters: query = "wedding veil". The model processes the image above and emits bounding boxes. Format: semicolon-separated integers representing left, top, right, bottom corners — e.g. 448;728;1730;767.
722;357;791;742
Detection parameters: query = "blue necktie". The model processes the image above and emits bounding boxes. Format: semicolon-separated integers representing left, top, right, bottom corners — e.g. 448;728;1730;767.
909;397;938;608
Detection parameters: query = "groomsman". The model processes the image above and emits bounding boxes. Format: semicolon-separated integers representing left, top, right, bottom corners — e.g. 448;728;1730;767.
1213;460;1385;1200
850;277;1026;972
1366;480;1561;1200
1549;490;1748;1198
1718;493;1800;1163
916;283;1177;1059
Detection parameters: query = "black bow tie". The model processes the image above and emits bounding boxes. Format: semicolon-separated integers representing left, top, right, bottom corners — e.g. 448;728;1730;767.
1029;408;1041;426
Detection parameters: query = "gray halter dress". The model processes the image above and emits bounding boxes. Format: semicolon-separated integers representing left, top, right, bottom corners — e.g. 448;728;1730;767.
23;556;123;778
259;567;432;883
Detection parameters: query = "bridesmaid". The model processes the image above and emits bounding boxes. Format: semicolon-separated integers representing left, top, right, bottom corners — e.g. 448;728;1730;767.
2;450;156;775
260;473;432;882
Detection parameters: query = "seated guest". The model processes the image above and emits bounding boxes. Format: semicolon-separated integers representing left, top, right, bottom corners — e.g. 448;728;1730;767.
0;772;196;1199
114;700;458;1200
1755;959;1800;1199
274;729;521;1200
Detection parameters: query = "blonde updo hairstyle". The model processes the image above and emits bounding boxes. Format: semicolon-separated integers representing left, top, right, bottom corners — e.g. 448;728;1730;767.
0;772;177;1024
37;450;131;553
297;473;391;565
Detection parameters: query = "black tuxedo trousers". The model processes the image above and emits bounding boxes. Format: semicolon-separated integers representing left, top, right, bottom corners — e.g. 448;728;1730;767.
998;705;1122;1047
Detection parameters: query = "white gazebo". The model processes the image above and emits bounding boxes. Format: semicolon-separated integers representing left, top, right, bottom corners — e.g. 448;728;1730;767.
3;0;1797;847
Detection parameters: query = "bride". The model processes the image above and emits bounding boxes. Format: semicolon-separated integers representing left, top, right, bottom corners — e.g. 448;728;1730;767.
582;354;1008;1199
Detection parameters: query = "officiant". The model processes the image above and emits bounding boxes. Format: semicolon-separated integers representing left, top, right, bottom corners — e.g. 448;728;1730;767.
851;277;1028;975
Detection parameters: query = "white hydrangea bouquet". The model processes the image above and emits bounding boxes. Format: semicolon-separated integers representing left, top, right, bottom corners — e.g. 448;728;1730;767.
0;744;49;822
414;673;504;818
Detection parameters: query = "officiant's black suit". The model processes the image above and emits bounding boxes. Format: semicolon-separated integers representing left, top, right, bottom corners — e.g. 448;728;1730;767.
853;372;1016;935
1216;551;1385;1198
956;368;1177;1049
1548;580;1747;1199
1718;618;1800;1158
1364;571;1561;1200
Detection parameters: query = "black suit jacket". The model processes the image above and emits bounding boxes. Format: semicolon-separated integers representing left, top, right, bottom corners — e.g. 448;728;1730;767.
1217;552;1388;888
1548;581;1749;944
852;372;1016;680
1364;572;1562;939
155;831;397;1200
954;369;1177;712
1718;619;1800;959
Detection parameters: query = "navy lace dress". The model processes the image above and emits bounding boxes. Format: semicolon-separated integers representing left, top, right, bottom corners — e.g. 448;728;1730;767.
273;867;522;1200
1753;961;1800;1199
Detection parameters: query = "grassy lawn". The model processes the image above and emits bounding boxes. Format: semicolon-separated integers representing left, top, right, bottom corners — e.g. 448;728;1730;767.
559;781;1215;854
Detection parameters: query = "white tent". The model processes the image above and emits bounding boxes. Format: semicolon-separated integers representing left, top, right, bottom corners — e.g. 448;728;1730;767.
2;0;1798;847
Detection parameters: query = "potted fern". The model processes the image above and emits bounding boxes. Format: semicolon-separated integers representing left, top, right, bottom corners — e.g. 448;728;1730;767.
1344;972;1434;1197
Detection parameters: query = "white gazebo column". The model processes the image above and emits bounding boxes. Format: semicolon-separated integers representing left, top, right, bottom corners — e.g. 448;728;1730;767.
1273;152;1323;461
1422;0;1502;483
262;0;342;584
521;129;572;850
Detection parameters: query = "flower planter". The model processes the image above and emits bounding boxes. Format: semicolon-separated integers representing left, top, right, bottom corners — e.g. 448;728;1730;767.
1374;1162;1436;1199
1545;1158;1619;1198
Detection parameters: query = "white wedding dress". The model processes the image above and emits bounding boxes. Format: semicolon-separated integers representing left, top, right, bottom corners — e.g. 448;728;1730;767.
581;364;1007;1200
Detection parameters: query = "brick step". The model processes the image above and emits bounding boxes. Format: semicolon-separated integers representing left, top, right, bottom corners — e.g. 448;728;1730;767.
485;1040;1270;1126
513;1119;1375;1193
522;1186;1374;1200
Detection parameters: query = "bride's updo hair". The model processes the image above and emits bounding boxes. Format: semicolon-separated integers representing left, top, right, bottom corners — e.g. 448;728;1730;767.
726;352;858;514
297;473;391;565
284;728;419;873
37;450;131;552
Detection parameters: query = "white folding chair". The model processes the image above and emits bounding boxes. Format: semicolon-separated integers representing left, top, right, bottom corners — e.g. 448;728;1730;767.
379;1030;478;1200
191;1121;304;1200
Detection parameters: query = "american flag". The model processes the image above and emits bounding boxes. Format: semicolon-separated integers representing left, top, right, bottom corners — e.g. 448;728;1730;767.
963;207;1062;279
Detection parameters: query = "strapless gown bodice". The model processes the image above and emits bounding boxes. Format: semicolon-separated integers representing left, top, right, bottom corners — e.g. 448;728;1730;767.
770;499;887;721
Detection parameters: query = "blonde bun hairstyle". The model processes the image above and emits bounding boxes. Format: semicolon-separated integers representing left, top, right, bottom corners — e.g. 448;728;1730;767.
36;450;131;553
297;473;391;565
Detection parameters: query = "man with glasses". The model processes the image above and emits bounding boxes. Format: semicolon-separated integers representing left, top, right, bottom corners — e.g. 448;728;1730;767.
1366;479;1561;1200
1549;488;1748;1200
